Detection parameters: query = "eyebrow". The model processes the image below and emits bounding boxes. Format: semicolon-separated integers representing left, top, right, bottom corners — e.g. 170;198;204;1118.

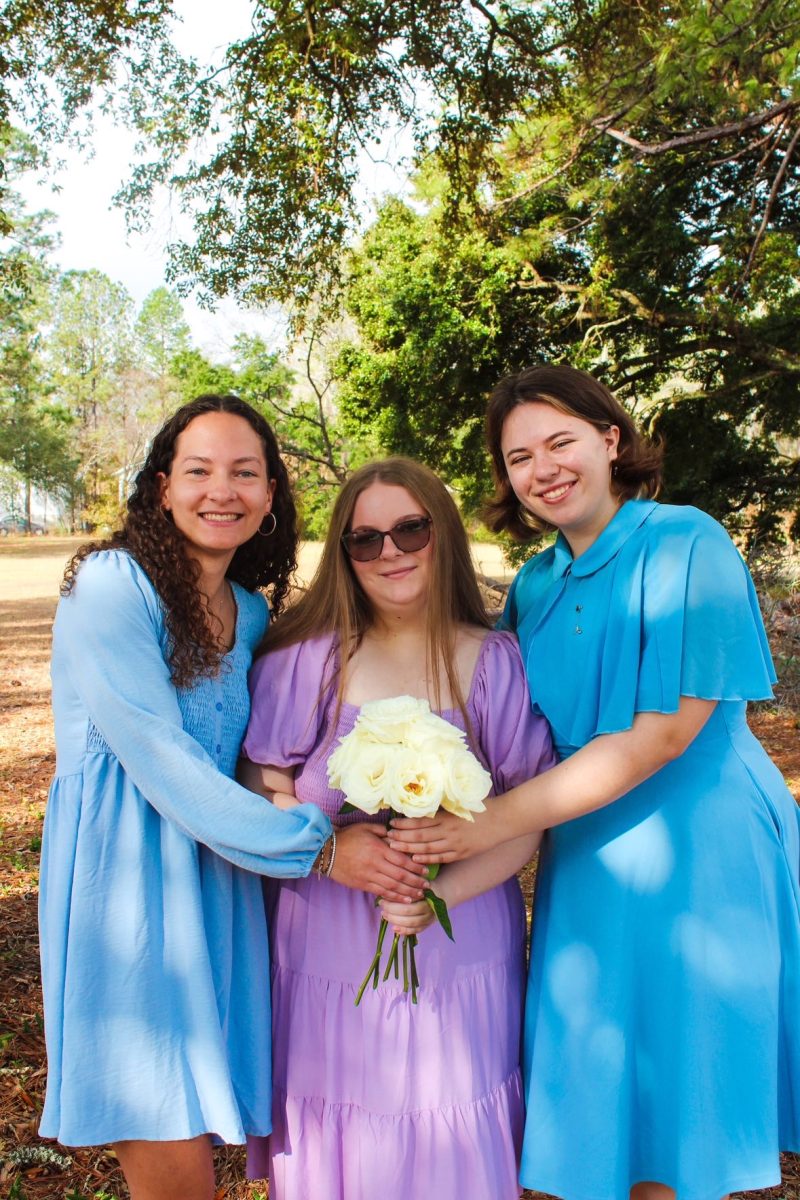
504;430;574;456
350;513;426;529
181;455;263;465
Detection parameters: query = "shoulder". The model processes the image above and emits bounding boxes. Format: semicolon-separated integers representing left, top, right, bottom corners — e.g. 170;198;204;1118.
513;542;558;584
639;503;743;574
67;549;160;615
475;628;524;670
499;543;559;632
645;502;732;545
231;583;269;647
470;628;526;696
250;630;337;698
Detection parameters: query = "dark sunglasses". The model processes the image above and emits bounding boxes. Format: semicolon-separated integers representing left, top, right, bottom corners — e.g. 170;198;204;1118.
341;516;433;562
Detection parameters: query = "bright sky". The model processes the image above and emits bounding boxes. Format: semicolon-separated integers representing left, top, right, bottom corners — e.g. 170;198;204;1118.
14;0;412;358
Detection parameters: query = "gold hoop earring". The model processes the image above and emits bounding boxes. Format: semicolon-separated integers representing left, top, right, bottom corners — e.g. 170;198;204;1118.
257;512;277;538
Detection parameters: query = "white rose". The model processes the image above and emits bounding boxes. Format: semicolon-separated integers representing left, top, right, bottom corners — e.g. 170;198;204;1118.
440;747;491;821
327;731;367;791
331;742;395;815
356;695;431;743
406;709;468;752
384;746;445;817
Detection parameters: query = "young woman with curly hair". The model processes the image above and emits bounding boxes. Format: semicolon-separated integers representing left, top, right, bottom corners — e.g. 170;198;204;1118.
38;396;424;1200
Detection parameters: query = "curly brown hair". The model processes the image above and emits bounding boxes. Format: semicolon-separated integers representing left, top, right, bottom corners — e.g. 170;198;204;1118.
62;395;298;687
484;365;663;541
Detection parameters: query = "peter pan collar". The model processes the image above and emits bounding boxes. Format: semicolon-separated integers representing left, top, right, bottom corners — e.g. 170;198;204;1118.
551;499;658;579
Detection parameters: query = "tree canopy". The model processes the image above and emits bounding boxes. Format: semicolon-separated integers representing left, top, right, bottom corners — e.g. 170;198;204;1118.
4;0;799;540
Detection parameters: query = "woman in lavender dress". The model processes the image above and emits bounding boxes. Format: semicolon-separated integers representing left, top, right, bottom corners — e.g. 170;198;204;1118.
241;457;556;1200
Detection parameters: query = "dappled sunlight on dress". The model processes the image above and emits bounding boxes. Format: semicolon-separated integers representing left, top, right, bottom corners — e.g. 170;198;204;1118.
39;551;329;1145
501;500;800;1200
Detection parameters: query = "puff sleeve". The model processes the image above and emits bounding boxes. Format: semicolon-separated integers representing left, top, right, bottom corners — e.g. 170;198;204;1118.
470;632;558;792
243;633;338;768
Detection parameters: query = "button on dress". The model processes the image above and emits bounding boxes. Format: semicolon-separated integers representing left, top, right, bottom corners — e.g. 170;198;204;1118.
39;550;331;1146
501;500;800;1200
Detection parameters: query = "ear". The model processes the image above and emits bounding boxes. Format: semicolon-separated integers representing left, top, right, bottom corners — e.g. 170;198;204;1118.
265;477;277;510
157;471;171;511
605;425;620;462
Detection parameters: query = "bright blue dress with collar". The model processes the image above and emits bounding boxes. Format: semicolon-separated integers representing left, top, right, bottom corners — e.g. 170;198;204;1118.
500;499;800;1200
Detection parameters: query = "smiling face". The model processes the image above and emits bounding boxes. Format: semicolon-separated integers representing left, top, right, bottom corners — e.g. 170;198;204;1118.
347;482;434;620
501;401;620;556
159;411;276;568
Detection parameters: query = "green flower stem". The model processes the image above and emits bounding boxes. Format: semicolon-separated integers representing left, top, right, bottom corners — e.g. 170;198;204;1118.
409;934;419;1005
355;917;390;1006
353;845;452;1007
382;933;401;982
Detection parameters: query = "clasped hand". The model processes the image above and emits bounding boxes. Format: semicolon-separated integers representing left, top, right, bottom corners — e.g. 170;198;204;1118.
332;822;428;903
387;810;485;863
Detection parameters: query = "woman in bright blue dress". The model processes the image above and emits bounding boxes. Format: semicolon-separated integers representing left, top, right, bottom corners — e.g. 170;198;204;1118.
39;395;424;1200
390;365;800;1200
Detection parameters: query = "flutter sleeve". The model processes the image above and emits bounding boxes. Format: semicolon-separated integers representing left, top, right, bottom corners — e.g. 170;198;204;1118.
591;507;776;736
635;508;776;710
55;550;331;875
470;631;558;792
243;633;337;768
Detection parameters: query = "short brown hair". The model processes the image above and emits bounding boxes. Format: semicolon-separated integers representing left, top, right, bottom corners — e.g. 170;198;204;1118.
484;365;662;541
263;457;491;724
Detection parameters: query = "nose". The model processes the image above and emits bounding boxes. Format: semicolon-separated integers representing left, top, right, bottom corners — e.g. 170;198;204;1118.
378;530;403;558
532;449;558;481
206;471;237;501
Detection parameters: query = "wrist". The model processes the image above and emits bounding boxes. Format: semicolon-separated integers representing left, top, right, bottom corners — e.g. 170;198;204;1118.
313;828;337;878
429;870;454;908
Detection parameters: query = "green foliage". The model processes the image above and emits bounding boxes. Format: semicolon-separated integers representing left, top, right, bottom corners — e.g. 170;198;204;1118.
0;157;77;518
231;332;353;538
7;0;800;541
135;287;191;379
326;2;800;542
0;0;176;144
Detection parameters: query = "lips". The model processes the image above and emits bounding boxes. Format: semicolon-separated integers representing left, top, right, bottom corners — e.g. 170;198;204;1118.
537;480;576;504
200;513;242;524
379;565;416;579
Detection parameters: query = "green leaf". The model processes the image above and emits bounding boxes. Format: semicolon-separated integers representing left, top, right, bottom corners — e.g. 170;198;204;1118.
424;888;454;941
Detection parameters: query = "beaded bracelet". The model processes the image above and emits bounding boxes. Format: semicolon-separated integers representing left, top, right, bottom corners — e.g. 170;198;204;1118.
324;827;337;878
315;828;337;878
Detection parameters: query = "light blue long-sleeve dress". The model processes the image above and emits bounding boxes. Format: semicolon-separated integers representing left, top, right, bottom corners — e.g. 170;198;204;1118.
39;549;331;1147
501;500;800;1200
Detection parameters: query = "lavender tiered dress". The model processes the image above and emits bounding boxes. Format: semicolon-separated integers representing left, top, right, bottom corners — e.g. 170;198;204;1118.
243;631;555;1200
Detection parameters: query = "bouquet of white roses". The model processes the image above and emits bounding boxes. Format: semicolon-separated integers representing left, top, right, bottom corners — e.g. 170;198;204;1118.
327;695;491;1004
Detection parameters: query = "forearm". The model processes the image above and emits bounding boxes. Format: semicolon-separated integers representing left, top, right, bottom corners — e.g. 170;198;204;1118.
437;833;540;907
493;700;715;840
390;700;716;861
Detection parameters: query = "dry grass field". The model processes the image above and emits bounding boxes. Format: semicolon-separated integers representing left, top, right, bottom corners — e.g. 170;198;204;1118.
0;536;798;1200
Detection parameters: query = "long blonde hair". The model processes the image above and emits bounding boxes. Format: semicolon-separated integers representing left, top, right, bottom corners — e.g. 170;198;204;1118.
262;457;491;724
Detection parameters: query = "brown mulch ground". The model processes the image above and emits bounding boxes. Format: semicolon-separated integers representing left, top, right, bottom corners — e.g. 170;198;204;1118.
0;538;798;1200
